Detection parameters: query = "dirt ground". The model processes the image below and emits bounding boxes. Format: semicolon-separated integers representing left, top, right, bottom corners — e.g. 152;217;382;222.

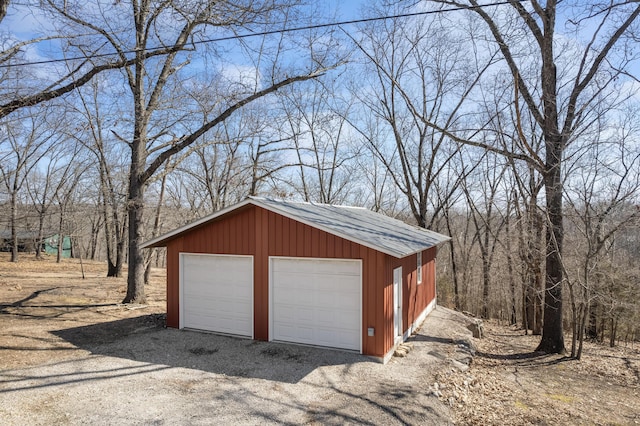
1;254;639;425
440;322;640;425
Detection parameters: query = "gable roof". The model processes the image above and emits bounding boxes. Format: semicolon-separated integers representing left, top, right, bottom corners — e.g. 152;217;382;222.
142;196;450;258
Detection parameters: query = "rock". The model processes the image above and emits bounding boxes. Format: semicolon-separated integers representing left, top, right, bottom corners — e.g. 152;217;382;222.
451;359;470;372
467;320;484;338
430;388;443;398
455;355;473;365
457;341;476;356
393;343;413;358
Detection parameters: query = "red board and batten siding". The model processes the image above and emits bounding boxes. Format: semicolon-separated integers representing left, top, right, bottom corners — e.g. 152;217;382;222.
164;204;437;358
391;248;437;340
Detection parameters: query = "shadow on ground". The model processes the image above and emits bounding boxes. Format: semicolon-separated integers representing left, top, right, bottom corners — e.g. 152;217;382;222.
51;315;367;384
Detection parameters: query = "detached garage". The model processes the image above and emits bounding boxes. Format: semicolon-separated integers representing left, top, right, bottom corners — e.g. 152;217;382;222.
142;197;450;362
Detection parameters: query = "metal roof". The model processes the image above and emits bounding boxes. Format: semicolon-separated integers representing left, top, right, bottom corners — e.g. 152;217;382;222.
142;196;451;258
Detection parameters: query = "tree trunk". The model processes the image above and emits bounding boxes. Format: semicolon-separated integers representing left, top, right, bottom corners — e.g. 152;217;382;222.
576;302;588;360
144;171;167;285
598;312;606;343
35;205;47;260
522;285;528;334
505;211;517;325
481;255;490;319
586;301;599;339
609;317;618;348
123;176;146;304
88;216;101;260
536;150;565;354
444;210;461;310
56;209;64;263
10;190;18;262
525;281;541;334
569;295;578;358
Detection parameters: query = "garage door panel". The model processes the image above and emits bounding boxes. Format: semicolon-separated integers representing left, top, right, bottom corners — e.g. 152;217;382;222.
181;254;253;337
271;258;361;351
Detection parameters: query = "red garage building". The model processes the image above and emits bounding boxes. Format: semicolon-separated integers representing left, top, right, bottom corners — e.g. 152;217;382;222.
142;197;450;362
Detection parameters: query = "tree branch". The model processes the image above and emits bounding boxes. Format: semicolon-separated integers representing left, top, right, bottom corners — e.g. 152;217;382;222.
141;70;328;183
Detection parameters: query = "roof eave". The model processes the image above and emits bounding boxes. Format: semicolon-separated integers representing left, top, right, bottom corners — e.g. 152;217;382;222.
141;197;452;257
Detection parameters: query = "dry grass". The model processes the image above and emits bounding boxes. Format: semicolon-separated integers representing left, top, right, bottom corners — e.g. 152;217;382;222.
0;252;166;369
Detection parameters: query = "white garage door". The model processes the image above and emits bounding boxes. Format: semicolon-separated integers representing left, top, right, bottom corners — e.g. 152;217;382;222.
181;253;253;337
271;257;361;351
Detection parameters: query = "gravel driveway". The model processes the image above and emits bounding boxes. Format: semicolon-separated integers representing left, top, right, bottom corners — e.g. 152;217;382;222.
0;307;474;425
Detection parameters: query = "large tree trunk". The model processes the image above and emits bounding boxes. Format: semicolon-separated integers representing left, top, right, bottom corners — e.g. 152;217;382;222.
123;64;148;304
124;176;146;304
536;144;565;353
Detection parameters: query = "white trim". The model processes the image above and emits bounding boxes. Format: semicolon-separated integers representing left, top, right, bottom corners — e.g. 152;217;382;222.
393;267;403;344
403;297;437;340
378;298;437;364
417;251;423;285
268;256;362;353
179;252;254;338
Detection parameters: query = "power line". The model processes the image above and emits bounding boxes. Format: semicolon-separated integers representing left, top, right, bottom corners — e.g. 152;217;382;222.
3;0;524;69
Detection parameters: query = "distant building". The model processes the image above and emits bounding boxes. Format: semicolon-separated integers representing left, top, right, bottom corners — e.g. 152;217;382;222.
43;234;72;258
0;230;72;258
0;230;38;253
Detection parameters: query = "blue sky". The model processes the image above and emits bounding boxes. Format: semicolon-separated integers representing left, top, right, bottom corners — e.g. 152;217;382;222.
3;0;371;75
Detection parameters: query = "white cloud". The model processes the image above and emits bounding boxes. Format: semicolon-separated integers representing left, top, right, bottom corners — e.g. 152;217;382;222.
220;63;262;89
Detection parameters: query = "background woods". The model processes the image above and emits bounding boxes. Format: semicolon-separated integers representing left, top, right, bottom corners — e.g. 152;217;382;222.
1;1;639;354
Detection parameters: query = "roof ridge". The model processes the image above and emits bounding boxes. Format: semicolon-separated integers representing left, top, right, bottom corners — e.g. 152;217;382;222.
249;195;367;210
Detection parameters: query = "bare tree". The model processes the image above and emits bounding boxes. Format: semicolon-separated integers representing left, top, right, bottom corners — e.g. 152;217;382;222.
562;109;640;358
462;153;508;318
425;0;640;353
0;1;189;119
53;159;90;263
26;135;84;259
45;0;336;303
349;6;496;229
0;107;60;261
69;78;128;277
280;77;358;204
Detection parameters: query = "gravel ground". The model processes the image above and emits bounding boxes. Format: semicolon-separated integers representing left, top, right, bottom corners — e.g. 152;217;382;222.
0;306;474;425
